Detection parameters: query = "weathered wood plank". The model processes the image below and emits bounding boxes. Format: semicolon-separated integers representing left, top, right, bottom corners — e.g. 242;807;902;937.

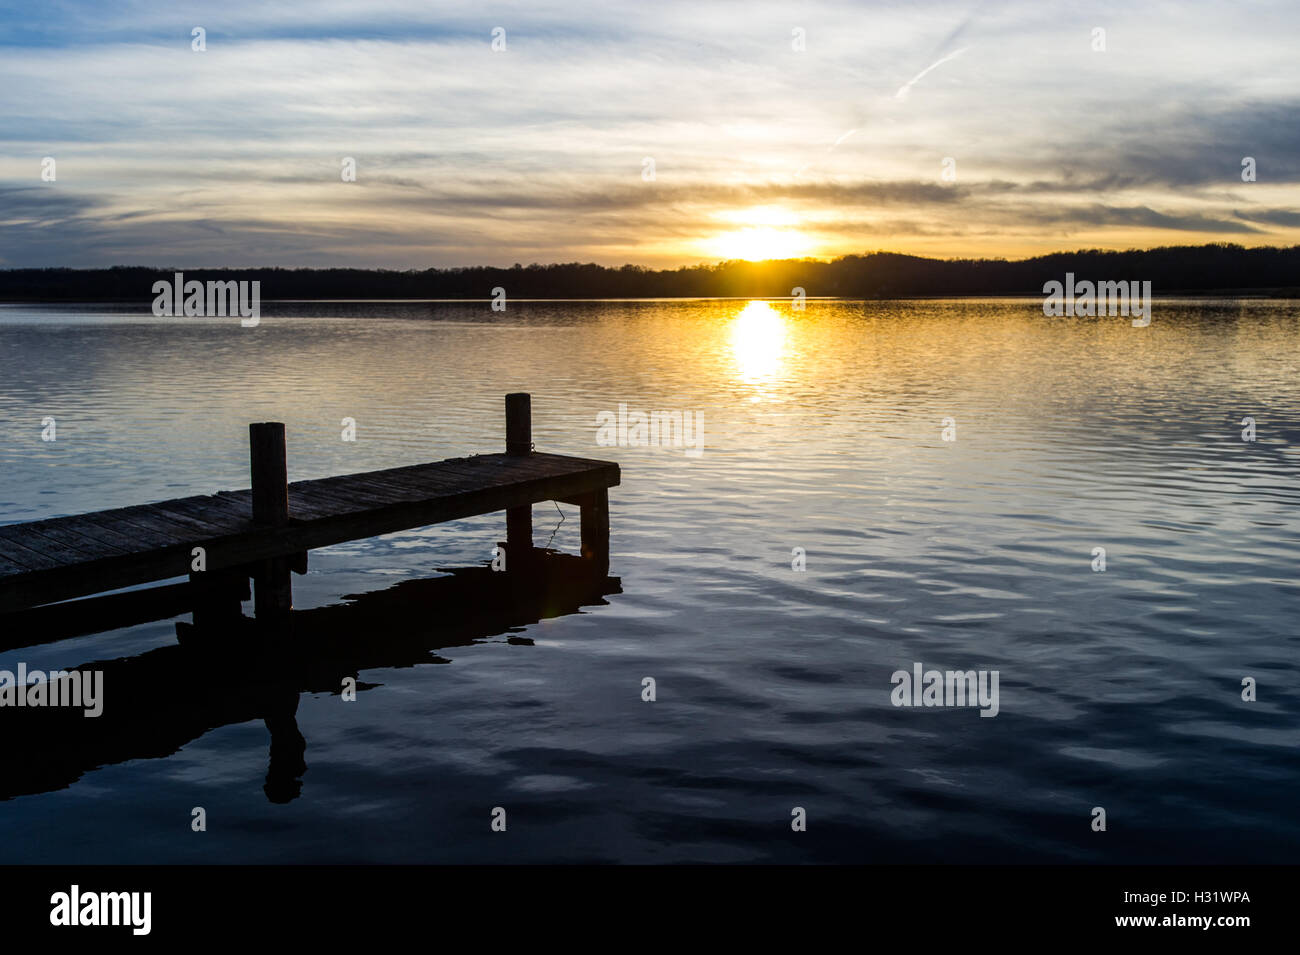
3;521;133;559
149;502;244;537
72;510;188;549
292;481;405;511
40;513;159;553
163;495;252;526
104;506;215;542
339;471;468;502
0;551;31;576
0;530;68;570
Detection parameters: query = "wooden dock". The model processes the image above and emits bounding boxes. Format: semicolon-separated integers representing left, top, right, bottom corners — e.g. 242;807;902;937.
0;393;618;620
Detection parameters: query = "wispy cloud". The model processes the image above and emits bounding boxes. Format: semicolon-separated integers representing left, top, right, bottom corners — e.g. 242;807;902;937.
2;0;1299;266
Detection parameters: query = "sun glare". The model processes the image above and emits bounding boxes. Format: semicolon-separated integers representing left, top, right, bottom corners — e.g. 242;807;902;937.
703;208;813;262
729;300;789;384
708;227;811;262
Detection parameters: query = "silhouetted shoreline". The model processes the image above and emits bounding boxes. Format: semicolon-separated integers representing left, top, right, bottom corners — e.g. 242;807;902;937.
3;243;1297;302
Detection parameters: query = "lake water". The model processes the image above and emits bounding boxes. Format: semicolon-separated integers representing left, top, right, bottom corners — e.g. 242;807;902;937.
0;298;1297;863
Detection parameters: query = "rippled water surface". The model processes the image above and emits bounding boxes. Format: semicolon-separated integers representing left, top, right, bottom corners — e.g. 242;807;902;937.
0;298;1297;863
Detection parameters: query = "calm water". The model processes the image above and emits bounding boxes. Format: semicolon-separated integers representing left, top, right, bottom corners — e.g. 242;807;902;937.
0;298;1297;863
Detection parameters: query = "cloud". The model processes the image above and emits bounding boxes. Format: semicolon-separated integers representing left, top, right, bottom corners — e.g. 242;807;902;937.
2;0;1300;265
1234;208;1300;227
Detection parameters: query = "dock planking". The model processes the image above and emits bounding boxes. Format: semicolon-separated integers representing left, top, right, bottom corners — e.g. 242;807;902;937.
0;394;618;615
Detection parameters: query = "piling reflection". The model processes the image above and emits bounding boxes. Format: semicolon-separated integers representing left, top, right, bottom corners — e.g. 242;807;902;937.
0;553;620;803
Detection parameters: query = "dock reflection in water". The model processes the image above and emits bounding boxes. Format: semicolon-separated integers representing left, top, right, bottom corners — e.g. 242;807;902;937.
0;553;620;805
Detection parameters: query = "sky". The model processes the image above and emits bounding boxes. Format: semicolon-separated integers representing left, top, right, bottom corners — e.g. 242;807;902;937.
2;0;1299;269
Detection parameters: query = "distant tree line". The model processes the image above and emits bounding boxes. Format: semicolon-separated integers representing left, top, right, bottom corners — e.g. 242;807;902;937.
2;244;1297;302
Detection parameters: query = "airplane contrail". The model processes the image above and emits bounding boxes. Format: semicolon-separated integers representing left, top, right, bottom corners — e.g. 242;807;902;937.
895;46;970;100
794;4;984;179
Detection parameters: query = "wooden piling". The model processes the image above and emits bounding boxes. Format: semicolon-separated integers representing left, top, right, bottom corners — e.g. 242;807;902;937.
505;392;532;456
190;568;249;630
250;422;293;622
505;393;533;561
578;488;610;577
251;423;289;526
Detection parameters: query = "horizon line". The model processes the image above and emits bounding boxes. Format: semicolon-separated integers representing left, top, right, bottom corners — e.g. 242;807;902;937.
4;241;1299;274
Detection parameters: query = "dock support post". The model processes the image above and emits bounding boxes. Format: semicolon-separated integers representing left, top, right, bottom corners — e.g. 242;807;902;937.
505;393;533;563
250;422;293;625
190;568;249;629
578;488;610;577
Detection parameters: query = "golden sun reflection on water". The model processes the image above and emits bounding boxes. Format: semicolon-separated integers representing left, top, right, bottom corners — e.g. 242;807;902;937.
728;300;789;386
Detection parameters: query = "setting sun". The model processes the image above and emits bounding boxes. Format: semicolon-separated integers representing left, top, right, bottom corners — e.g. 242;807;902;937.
707;227;812;262
702;207;814;262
